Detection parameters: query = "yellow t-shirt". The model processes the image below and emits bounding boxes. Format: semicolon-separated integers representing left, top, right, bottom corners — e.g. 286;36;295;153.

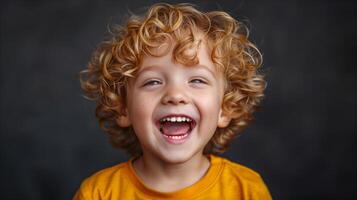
73;155;272;200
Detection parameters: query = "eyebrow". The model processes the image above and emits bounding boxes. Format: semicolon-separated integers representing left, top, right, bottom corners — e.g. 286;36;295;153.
195;64;216;78
136;65;160;75
137;64;216;77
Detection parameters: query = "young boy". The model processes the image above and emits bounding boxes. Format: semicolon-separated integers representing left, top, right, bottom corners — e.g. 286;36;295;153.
74;3;272;199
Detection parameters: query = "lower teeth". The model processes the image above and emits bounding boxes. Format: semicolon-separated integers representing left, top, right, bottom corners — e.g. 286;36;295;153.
163;133;188;140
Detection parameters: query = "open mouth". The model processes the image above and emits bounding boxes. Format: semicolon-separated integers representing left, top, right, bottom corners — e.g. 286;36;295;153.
156;115;196;144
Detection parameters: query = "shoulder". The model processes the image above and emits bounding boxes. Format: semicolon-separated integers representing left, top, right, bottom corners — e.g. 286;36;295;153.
84;162;128;185
220;156;262;181
211;155;272;199
73;162;129;200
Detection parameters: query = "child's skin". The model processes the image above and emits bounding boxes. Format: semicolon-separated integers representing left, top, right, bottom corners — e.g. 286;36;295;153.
117;37;232;192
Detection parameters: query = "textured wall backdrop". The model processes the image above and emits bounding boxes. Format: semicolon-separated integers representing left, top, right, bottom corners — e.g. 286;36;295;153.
1;0;357;199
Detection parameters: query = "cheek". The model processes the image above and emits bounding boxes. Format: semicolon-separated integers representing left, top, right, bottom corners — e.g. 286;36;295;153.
196;88;222;110
127;91;156;133
128;88;154;114
196;91;222;124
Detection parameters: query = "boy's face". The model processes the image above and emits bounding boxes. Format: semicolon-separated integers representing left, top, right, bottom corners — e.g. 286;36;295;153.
120;40;231;163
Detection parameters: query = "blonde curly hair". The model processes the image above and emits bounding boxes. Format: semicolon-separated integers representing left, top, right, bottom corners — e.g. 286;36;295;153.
80;3;266;157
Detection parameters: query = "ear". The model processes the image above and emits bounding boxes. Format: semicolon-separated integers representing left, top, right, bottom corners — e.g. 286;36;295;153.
217;109;231;128
116;108;131;127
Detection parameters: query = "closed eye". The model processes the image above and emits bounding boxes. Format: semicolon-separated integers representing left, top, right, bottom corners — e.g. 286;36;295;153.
143;80;162;87
190;78;207;84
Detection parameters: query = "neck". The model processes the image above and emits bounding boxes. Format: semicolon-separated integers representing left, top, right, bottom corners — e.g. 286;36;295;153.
132;152;211;192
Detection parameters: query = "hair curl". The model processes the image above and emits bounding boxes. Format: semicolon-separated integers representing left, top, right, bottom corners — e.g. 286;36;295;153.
80;3;266;157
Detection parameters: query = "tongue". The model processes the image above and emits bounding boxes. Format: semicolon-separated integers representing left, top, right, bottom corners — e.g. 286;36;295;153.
161;122;190;136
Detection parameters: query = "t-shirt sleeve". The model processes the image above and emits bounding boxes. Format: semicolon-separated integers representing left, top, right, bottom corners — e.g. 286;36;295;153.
249;175;273;200
72;189;85;200
72;178;93;200
224;159;273;200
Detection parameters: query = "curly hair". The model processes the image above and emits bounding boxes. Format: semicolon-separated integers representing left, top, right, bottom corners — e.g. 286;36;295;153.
80;3;266;157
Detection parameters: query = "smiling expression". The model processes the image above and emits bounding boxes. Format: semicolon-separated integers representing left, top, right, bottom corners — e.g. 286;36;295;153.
119;40;231;164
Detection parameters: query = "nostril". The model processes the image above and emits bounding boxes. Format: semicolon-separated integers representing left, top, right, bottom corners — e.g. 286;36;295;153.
169;99;186;105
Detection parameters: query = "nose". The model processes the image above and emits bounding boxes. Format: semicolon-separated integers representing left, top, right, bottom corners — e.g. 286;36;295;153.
161;84;189;105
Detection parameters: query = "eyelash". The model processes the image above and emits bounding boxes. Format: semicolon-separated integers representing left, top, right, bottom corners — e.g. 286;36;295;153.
142;78;207;87
143;80;162;86
190;78;207;84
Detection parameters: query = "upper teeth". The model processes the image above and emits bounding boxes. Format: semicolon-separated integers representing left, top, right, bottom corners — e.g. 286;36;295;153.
160;116;192;122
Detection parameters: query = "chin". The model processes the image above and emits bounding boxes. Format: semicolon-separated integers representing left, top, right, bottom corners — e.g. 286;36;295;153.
157;148;201;164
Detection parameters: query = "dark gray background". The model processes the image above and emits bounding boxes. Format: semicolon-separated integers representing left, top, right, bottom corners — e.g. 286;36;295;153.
1;0;357;199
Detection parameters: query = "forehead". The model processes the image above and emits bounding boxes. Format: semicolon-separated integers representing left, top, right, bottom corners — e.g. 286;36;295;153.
137;38;220;75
